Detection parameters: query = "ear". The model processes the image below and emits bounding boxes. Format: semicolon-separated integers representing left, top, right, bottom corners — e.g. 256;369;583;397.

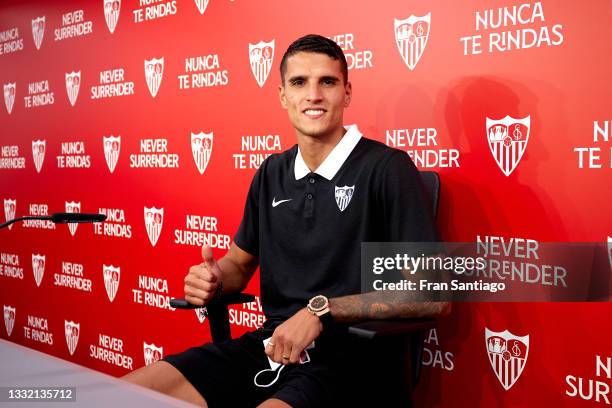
279;84;288;109
344;81;352;107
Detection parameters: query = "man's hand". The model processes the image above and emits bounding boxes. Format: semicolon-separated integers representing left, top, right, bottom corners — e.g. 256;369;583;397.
184;245;221;306
265;308;322;365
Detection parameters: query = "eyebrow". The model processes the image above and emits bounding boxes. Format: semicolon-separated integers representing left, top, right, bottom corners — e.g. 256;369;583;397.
287;75;341;83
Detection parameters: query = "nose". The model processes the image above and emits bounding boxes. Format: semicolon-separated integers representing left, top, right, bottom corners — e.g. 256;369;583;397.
305;82;323;103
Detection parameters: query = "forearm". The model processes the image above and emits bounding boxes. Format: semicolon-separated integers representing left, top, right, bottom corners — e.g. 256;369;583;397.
216;255;256;294
329;291;450;323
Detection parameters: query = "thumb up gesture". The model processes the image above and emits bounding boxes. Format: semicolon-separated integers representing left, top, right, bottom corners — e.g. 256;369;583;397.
184;245;222;306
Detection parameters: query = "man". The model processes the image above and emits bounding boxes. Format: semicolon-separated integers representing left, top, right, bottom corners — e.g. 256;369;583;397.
123;34;446;407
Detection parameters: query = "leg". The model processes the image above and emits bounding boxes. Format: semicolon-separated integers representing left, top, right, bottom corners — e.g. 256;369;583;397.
257;398;292;408
122;361;207;407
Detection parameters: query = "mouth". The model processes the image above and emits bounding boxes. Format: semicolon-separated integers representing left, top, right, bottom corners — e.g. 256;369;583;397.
302;108;326;119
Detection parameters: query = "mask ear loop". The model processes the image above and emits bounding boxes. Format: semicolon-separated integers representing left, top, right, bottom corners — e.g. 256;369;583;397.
254;365;285;388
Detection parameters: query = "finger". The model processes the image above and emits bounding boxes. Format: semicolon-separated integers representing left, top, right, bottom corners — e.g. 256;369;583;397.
289;345;301;364
281;343;293;366
188;265;210;282
185;273;215;292
264;341;275;359
201;245;216;268
184;294;204;306
184;287;213;303
190;264;217;284
273;335;284;364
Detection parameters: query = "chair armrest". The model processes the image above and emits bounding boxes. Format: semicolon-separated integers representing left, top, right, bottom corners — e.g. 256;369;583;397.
170;294;256;343
170;293;255;309
348;318;436;340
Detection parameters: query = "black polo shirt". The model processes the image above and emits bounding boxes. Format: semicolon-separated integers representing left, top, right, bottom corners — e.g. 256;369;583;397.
234;125;436;322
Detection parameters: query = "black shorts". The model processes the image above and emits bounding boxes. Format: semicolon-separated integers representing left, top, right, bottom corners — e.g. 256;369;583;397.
162;322;359;408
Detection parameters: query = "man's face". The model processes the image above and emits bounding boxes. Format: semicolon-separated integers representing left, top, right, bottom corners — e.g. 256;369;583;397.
279;52;351;140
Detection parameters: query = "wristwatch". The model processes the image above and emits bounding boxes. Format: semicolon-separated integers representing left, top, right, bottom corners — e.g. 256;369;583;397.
307;295;333;329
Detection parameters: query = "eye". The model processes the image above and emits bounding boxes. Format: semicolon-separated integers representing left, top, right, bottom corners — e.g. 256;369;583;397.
322;78;337;86
291;79;304;87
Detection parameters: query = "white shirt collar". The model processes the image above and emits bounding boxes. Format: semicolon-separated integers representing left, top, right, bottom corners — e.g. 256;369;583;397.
294;124;362;181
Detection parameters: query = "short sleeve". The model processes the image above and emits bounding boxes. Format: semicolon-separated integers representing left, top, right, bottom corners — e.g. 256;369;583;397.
378;151;439;243
234;167;262;257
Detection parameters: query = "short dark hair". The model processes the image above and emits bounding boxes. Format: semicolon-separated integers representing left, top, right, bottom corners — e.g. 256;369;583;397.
280;34;348;84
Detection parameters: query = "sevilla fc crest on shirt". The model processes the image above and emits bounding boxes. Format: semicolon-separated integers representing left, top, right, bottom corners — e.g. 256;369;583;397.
32;140;46;173
191;132;213;175
103;136;121;173
104;0;121;34
65;201;81;236
144;57;164;98
103;264;121;302
194;0;209;14
143;342;163;365
394;13;431;71
65;71;81;107
4;83;16;114
4;199;16;230
32;254;46;287
335;185;355;212
486;115;530;176
249;40;275;87
144;206;164;247
65;320;80;356
32;16;45;50
485;328;529;391
4;306;15;337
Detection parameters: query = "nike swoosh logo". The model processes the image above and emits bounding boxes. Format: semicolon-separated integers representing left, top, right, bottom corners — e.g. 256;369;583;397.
272;197;292;207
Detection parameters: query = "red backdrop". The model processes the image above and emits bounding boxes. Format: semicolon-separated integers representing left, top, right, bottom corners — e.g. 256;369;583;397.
1;0;610;406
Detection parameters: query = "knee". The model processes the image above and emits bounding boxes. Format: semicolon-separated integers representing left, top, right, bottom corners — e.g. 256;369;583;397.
122;361;174;390
122;362;207;407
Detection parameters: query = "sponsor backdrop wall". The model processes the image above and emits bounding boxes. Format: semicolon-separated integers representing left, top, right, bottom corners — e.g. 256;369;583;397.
1;0;610;405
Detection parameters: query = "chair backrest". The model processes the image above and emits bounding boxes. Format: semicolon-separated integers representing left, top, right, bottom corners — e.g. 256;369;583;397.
419;171;440;220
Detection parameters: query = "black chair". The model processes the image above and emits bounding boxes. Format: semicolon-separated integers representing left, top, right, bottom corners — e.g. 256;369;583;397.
171;171;441;407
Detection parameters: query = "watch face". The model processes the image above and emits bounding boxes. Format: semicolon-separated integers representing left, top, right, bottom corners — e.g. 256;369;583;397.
311;296;327;310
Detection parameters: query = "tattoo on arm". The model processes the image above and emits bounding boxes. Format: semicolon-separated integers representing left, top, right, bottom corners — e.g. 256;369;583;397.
329;291;449;323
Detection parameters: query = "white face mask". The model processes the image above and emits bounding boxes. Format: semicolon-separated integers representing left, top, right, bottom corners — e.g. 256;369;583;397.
253;338;315;388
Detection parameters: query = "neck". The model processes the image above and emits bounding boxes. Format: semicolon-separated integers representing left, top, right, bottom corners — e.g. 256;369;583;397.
297;126;346;172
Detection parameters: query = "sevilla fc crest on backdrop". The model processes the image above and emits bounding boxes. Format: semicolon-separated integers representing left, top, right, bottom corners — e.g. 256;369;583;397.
32;140;46;173
4;199;16;230
335;185;355;212
31;16;45;50
104;0;121;34
143;342;163;366
65;201;81;236
32;254;46;287
485;328;529;391
249;40;275;87
195;307;207;323
103;265;121;302
191;132;213;175
144;57;164;98
194;0;209;14
65;71;81;107
4;83;16;114
486;115;531;176
103;136;121;173
144;207;164;247
65;320;80;356
3;306;15;337
394;13;431;71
